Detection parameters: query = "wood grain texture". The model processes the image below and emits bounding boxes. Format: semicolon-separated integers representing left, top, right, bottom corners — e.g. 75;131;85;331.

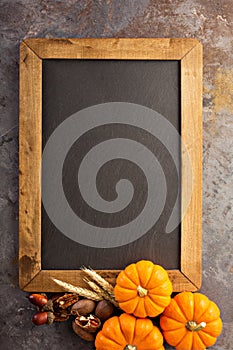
19;38;202;292
181;41;203;290
24;37;200;60
22;269;195;292
19;42;42;289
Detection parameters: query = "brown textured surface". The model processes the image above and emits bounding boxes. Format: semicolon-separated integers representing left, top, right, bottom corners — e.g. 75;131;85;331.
19;38;202;294
0;0;232;349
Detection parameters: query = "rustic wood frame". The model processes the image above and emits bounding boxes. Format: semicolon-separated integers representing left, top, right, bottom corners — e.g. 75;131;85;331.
19;38;202;292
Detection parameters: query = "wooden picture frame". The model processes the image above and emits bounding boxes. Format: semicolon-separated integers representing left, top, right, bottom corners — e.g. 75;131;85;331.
19;38;202;292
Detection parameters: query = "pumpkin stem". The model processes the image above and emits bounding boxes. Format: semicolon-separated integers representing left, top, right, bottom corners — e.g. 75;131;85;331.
124;345;137;350
186;321;207;332
137;285;148;297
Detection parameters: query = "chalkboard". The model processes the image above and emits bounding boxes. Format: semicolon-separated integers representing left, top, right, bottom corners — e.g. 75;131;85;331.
42;58;180;270
19;38;202;292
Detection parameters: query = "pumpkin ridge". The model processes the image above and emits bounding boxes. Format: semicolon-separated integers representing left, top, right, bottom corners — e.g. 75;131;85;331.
163;324;183;331
144;296;164;317
116;316;125;345
135;260;154;287
131;317;137;348
176;293;194;322
193;332;207;350
98;333;123;348
176;330;193;349
145;265;166;289
135;328;152;343
133;297;147;318
201;317;222;328
114;285;138;302
131;318;155;347
107;316;127;346
118;315;132;346
201;314;220;323
167;299;189;323
117;273;138;289
195;300;211;319
198;319;222;338
194;298;211;323
148;280;172;296
196;300;221;325
191;330;195;350
124;265;140;286
120;297;139;315
144;297;162;317
147;294;170;307
144;298;152;317
144;266;155;289
161;314;186;327
147;296;168;312
119;314;137;346
198;329;218;345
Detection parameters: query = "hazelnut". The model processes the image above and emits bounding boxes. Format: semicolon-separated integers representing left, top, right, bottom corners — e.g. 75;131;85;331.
72;321;95;342
95;300;114;321
71;299;96;316
75;314;101;333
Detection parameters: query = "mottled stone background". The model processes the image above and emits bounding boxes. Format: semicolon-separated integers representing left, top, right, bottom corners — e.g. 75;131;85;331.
0;0;232;349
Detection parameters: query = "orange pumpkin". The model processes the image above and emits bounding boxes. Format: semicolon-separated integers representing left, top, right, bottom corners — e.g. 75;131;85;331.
95;313;164;350
160;292;222;350
114;260;172;318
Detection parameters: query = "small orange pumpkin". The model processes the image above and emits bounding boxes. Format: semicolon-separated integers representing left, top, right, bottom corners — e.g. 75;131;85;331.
114;260;172;318
95;313;164;350
160;292;222;350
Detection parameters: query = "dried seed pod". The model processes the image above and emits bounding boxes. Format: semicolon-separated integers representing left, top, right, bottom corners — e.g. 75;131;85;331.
72;321;95;342
71;299;96;316
47;311;56;325
28;294;48;307
95;300;114;321
41;299;54;312
75;314;101;333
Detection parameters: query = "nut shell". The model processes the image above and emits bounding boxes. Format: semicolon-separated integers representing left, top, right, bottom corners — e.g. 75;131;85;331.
53;293;79;310
72;321;95;342
71;299;96;316
75;314;101;333
54;311;69;322
95;300;114;321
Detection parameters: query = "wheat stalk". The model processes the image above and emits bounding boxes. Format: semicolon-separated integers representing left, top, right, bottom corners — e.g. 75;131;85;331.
52;278;103;301
83;277;119;307
81;266;114;298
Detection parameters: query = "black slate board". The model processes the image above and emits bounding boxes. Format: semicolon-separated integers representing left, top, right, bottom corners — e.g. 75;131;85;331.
41;59;181;270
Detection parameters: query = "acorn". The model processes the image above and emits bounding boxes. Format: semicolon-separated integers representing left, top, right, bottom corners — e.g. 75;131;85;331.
95;300;114;321
71;299;96;316
28;294;48;307
72;321;95;342
32;311;55;326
